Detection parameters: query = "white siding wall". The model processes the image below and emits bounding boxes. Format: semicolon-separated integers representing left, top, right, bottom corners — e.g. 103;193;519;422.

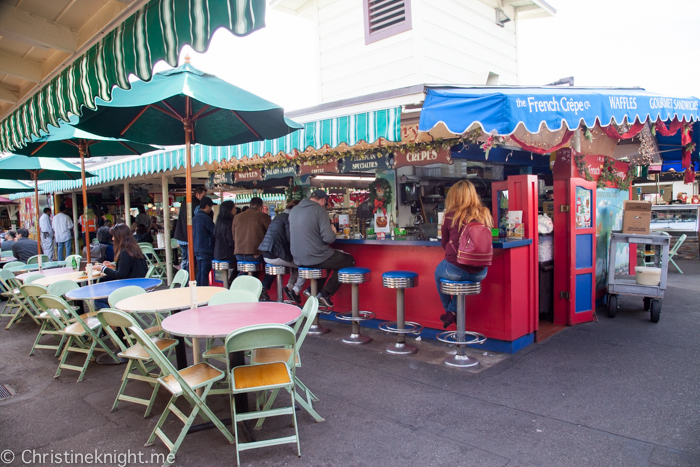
313;0;520;103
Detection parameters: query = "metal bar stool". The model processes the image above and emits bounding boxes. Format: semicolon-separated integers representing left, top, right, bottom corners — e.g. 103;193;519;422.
379;271;423;355
212;260;231;289
265;264;291;303
436;279;486;368
337;267;374;345
237;261;262;277
298;267;330;336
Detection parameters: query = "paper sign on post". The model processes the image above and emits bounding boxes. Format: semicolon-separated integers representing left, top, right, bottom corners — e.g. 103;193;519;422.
506;211;524;238
189;281;197;309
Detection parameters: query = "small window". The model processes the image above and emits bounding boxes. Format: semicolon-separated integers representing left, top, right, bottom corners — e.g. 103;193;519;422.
363;0;412;45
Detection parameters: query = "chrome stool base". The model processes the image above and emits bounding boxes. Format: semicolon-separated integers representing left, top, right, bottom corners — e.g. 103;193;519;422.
342;333;372;345
307;323;330;336
386;342;418;355
443;353;479;368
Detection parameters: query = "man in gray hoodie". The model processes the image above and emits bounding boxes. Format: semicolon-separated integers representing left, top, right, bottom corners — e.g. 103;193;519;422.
289;190;355;308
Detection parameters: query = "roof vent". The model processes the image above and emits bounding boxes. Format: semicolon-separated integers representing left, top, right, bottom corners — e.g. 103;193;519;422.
364;0;412;44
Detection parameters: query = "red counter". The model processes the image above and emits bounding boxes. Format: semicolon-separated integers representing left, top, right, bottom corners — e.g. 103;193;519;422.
320;238;536;353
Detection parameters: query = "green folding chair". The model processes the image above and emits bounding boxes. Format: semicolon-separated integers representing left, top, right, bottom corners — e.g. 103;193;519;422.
2;261;24;270
668;234;687;274
129;325;234;465
47;279;89;319
140;243;166;279
22;273;45;284
27;254;49;265
108;286;158;330
97;309;178;417
0;269;39;329
230;275;263;298
170;269;189;289
201;289;259;363
22;284;67;356
39;294;118;382
226;324;300;465
251;296;324;426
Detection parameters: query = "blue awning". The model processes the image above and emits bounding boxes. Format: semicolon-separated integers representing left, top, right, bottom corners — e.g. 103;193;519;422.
419;86;700;136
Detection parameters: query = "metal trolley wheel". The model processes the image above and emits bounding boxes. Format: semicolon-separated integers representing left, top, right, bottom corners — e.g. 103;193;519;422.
650;299;662;323
607;294;618;318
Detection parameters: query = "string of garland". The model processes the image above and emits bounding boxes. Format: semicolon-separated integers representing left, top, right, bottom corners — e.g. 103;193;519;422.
575;154;634;190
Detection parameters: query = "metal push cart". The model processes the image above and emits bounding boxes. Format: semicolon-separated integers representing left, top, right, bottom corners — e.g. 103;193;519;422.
607;232;670;323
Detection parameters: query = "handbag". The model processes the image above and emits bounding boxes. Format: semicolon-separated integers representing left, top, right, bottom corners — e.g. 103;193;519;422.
449;222;493;267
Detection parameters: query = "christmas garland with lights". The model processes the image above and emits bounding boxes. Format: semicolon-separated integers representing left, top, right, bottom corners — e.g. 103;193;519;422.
575;154;634;190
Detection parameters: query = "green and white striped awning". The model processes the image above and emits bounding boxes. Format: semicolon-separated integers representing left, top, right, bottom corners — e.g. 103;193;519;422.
0;0;266;153
29;107;401;194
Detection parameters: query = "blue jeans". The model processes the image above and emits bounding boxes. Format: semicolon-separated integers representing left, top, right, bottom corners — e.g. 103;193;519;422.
235;254;275;290
177;240;189;273
434;259;488;313
56;240;71;261
196;254;213;287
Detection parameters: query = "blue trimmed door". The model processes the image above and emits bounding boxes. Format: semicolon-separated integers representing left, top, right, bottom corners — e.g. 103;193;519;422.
567;179;597;324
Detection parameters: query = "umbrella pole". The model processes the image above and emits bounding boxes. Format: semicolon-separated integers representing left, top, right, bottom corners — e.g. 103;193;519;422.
79;146;91;265
184;99;196;286
33;174;41;265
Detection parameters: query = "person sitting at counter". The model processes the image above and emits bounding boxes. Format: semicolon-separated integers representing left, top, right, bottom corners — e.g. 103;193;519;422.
289;190;355;308
435;180;492;329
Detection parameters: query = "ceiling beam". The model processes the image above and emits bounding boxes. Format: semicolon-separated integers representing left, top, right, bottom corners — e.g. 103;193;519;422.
0;86;19;104
0;51;42;83
0;3;78;53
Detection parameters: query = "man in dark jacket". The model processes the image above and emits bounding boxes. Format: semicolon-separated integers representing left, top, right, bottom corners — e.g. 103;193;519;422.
11;228;40;263
1;230;16;252
173;186;207;273
193;197;215;286
258;200;305;304
232;196;274;300
289;190;355;308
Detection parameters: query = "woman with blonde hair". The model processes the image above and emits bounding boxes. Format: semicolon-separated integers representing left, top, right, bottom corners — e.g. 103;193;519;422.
435;180;493;328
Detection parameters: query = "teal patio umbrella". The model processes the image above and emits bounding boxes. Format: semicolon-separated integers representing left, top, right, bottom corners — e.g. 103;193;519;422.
0;180;33;195
0;155;94;257
14;124;159;263
72;62;302;281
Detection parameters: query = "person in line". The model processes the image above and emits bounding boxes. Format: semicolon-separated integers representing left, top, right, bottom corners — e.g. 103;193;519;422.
193;196;216;286
149;216;161;237
11;228;40;263
101;206;114;225
232;196;274;300
79;205;97;243
213;200;237;285
97;224;114;262
173;186;207;273
289;190;355;308
133;224;153;244
92;224;148;309
1;230;16;252
39;207;54;260
52;205;74;261
135;206;151;229
259;200;305;304
435;180;492;329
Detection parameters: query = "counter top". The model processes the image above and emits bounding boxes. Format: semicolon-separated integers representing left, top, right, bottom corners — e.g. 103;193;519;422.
333;237;533;249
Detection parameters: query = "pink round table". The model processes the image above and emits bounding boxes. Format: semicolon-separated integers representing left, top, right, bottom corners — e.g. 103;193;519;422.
16;267;74;282
161;302;302;368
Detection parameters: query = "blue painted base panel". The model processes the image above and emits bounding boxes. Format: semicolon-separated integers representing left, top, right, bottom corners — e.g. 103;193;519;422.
320;314;535;355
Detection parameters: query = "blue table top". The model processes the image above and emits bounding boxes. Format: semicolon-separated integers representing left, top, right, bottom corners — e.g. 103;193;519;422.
333;238;533;249
65;278;163;300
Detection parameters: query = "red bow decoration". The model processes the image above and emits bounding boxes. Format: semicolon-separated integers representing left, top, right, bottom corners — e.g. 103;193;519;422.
373;198;386;216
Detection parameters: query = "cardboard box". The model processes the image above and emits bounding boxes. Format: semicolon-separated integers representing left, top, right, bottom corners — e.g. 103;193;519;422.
542;201;554;216
622;201;652;234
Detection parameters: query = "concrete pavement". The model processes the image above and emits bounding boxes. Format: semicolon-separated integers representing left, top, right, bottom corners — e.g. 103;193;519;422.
1;260;698;466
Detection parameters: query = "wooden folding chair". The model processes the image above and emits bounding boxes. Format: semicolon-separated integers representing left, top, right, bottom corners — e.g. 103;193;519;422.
22;284;67;356
251;296;325;425
226;324;300;465
39;294;118;382
97;309;178;417
129;325;233;465
0;269;40;329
